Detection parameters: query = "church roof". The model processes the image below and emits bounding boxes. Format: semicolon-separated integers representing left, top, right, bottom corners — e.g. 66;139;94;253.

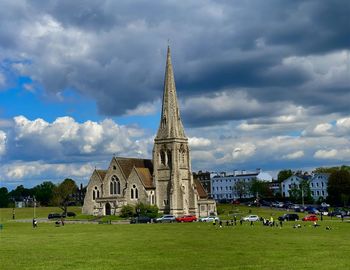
155;46;186;140
194;177;208;199
115;157;153;179
135;167;154;189
96;170;107;180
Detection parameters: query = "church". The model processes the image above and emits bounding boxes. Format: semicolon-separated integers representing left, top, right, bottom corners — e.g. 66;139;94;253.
82;47;216;217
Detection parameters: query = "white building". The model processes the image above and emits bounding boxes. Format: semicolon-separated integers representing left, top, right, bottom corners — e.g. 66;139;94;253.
309;173;330;200
211;169;272;201
281;175;304;197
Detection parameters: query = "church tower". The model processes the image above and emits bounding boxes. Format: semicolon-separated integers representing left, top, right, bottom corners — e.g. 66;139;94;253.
153;46;198;216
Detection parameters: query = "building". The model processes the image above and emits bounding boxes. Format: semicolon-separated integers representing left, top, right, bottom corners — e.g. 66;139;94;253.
309;173;330;200
193;171;212;198
211;169;272;201
281;175;304;197
82;47;216;217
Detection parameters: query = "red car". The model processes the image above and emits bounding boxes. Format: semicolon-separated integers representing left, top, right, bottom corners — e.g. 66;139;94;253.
302;214;318;221
176;215;197;222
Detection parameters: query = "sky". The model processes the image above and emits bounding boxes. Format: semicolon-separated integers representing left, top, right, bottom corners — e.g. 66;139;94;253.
0;0;349;189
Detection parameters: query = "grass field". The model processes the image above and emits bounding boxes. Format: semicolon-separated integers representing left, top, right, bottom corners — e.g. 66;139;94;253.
0;206;349;270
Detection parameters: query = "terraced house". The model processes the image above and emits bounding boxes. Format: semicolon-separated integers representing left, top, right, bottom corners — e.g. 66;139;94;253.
82;47;216;217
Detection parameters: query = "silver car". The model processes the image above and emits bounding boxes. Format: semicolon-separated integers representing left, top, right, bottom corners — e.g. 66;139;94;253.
155;215;176;223
199;216;220;222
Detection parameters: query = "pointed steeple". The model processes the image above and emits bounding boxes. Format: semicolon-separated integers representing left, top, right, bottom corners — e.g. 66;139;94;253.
156;46;186;140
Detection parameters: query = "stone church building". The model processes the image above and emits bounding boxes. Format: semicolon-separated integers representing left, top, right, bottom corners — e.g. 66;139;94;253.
82;47;216;217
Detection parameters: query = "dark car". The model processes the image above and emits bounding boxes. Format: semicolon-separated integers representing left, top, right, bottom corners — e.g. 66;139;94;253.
48;213;62;219
61;212;76;218
278;213;299;221
130;216;152;224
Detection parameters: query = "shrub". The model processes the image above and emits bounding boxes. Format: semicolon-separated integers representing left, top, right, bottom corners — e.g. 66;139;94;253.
135;202;159;218
120;205;134;218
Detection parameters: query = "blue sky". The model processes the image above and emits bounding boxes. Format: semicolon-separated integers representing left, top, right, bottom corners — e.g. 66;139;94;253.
0;0;349;190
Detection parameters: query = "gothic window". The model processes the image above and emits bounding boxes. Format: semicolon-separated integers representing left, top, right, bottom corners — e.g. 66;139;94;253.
93;186;98;200
160;151;166;165
97;190;100;198
131;184;138;199
179;144;186;166
167;150;172;167
110;176;120;195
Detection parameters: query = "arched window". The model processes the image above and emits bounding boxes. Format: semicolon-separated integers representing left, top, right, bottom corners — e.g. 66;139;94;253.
131;185;138;200
97;190;100;198
113;181;117;194
160;151;166;165
167;150;172;167
110;176;120;195
93;186;98;200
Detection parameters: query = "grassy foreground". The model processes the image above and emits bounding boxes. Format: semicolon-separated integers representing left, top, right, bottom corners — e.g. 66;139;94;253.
0;207;349;270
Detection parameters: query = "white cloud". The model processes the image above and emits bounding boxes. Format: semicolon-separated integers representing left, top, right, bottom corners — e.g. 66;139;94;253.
282;150;304;160
336;117;350;129
7;115;149;161
189;137;211;148
232;142;256;161
125;100;160;116
0;131;6;156
1;161;94;182
314;149;338;159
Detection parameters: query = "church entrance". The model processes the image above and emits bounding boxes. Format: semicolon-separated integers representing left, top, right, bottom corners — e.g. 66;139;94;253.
105;203;111;215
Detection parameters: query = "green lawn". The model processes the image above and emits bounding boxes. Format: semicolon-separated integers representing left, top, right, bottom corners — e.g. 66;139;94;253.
0;206;349;270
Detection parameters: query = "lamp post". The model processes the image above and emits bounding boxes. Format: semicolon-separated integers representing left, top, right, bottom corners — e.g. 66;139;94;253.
33;196;36;219
136;207;141;223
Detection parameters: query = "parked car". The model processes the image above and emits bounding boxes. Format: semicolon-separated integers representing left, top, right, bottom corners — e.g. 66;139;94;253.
304;206;319;214
199;216;220;222
278;214;299;221
130;216;153;224
242;215;260;222
61;212;76;218
176;215;197;222
321;202;330;208
302;214;318;221
155;215;176;223
48;213;62;219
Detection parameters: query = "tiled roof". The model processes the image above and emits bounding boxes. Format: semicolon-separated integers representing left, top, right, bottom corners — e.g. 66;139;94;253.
115;157;153;178
135;167;154;189
194;177;208;199
96;170;107;181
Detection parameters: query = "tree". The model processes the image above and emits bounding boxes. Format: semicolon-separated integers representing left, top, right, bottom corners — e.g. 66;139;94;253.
289;179;313;204
52;179;78;215
0;187;9;208
249;180;272;198
233;180;250;199
277;169;293;183
328;169;350;206
33;181;55;206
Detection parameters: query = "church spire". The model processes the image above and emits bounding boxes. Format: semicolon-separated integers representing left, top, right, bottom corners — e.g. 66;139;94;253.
156;46;186;140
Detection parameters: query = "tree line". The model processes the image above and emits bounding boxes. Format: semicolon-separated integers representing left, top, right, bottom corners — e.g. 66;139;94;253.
0;179;82;214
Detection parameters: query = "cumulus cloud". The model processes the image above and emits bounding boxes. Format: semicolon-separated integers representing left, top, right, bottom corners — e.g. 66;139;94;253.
1;161;95;182
0;130;6;156
232;143;256;162
314;149;338;159
5;115;149;162
188;137;211;149
282;150;304;160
